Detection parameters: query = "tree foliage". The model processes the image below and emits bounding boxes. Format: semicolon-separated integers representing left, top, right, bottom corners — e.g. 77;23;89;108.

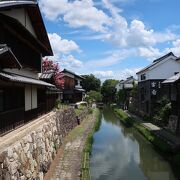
82;74;101;92
101;79;119;103
153;97;171;125
86;90;102;103
42;58;64;88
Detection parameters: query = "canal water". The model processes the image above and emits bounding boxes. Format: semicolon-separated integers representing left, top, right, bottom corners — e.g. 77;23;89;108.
90;107;177;180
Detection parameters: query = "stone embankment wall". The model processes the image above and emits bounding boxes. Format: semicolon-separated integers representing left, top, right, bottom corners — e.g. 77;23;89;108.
0;108;88;180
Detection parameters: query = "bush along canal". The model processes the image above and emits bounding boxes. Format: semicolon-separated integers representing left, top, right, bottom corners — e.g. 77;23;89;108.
90;107;178;180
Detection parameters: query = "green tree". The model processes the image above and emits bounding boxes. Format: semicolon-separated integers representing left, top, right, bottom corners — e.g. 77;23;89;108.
82;74;101;92
101;79;119;103
86;90;102;103
153;97;171;126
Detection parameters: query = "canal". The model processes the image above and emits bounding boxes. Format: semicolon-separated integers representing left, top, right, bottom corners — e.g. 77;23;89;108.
90;107;177;180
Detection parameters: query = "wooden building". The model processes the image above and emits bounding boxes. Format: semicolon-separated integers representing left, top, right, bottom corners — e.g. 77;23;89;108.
61;69;85;103
136;52;180;117
163;72;180;133
0;0;55;135
39;70;63;102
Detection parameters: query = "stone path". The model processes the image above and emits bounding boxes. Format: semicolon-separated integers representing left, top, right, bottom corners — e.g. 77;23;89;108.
44;111;96;180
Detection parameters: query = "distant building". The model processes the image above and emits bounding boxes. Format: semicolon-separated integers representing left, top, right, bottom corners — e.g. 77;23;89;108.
61;69;86;103
136;52;180;117
0;1;54;135
39;70;63;102
116;76;137;109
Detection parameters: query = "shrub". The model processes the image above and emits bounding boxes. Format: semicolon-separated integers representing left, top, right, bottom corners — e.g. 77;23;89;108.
55;99;61;109
114;108;134;127
153;97;171;126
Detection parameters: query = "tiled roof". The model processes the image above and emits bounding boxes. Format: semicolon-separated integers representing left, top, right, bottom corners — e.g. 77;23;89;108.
0;0;53;56
0;71;54;87
0;44;22;69
62;69;84;79
136;52;176;74
162;73;180;84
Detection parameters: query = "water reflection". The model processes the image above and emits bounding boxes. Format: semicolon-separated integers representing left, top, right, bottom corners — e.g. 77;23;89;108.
90;108;177;180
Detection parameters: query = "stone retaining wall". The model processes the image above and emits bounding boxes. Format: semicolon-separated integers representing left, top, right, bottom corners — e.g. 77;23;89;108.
0;108;88;180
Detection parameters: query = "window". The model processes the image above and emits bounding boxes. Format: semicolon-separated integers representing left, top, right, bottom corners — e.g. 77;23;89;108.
0;90;3;112
141;74;146;81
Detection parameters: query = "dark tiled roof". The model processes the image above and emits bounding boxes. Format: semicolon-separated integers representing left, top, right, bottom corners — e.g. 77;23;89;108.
136;52;176;74
0;71;54;87
0;44;22;69
46;87;62;94
163;73;180;84
62;69;84;79
0;0;53;56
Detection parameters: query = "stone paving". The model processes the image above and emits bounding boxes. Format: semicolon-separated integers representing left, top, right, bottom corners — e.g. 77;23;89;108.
45;112;96;180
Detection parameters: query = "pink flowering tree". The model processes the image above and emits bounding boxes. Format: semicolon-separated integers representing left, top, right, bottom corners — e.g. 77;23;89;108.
42;58;64;89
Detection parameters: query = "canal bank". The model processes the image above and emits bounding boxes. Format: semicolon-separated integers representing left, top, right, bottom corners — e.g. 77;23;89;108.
44;109;100;180
90;107;178;180
113;107;180;177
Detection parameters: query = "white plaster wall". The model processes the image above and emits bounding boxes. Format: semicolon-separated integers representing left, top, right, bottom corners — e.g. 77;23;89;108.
1;8;37;37
32;86;37;109
25;85;37;111
149;59;180;79
25;85;32;111
137;58;180;81
4;68;38;79
75;80;82;88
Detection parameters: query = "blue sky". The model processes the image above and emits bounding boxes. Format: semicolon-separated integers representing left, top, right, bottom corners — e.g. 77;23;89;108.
39;0;180;81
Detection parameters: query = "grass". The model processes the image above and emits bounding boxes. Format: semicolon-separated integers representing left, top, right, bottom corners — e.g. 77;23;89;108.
114;108;135;127
134;124;171;153
75;105;87;116
81;109;101;180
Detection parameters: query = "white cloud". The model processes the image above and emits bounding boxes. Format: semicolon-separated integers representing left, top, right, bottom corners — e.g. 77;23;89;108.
138;46;161;60
48;33;80;55
94;70;114;78
47;33;83;70
40;0;111;32
165;39;180;56
90;68;141;81
113;68;141;80
102;0;176;48
86;49;135;67
61;55;83;69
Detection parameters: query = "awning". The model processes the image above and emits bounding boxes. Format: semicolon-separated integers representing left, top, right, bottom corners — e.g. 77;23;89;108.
0;44;22;69
162;73;180;84
0;71;55;87
46;87;62;94
39;71;54;80
75;88;85;92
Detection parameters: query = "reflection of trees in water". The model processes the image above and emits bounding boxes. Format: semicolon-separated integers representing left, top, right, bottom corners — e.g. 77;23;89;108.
102;108;176;180
132;129;176;180
102;107;136;141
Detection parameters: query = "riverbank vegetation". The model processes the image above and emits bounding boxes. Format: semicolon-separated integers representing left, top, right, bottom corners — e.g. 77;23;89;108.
113;107;180;177
114;108;171;153
81;109;101;180
114;108;134;127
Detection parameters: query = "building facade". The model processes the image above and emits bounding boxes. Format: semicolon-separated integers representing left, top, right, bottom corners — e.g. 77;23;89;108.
0;1;54;135
61;69;85;103
136;52;180;117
